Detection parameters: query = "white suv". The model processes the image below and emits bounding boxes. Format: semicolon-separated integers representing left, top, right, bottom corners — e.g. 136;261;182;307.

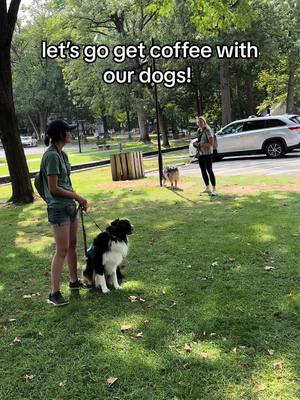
20;136;37;147
189;115;300;159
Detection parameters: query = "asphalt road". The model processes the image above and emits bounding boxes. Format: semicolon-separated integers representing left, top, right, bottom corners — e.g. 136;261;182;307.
148;150;300;177
2;146;300;177
0;143;95;157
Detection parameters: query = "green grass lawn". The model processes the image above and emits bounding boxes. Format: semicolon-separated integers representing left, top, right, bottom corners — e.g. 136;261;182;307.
0;170;300;399
0;139;189;177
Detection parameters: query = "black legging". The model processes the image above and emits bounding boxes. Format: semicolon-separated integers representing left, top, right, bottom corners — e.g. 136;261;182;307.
198;154;216;187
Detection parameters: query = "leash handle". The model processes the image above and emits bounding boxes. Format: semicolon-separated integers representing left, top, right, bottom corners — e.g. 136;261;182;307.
80;206;88;258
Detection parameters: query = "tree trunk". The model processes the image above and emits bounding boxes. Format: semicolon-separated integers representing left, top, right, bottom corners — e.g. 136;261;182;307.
135;87;150;142
220;59;232;126
157;106;170;147
102;115;109;137
286;56;297;114
28;114;40;139
38;108;48;138
246;78;255;116
126;110;132;139
0;46;33;203
195;86;203;117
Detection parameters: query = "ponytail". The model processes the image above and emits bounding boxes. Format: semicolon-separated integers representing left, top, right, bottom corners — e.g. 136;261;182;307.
44;134;50;146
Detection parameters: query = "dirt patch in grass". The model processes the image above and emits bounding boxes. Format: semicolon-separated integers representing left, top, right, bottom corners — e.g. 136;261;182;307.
98;178;195;190
99;178;300;195
221;182;300;195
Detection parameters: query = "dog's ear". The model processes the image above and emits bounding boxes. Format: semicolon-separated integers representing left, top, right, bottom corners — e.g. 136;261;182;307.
111;218;120;226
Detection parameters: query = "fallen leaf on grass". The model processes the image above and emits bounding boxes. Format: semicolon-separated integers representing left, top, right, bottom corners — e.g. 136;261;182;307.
136;332;143;338
121;324;132;332
211;261;219;267
128;295;138;303
273;361;284;370
267;349;275;356
200;352;208;358
186;265;192;269
264;266;275;271
232;347;237;353
8;319;16;323
25;374;34;382
22;293;41;299
106;377;118;387
59;380;66;387
184;343;192;352
10;337;21;345
148;382;156;391
139;298;146;302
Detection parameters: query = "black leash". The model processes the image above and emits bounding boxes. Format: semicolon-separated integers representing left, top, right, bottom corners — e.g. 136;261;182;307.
78;205;104;258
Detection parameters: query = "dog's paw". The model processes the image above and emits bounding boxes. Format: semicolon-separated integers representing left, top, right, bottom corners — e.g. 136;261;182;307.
102;288;111;294
114;285;123;290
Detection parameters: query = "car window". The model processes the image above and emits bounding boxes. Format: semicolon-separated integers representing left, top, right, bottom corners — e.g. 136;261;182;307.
221;122;244;135
289;116;300;124
265;119;286;128
243;120;266;131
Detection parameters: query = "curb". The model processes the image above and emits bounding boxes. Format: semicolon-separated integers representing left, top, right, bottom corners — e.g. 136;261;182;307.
0;145;189;184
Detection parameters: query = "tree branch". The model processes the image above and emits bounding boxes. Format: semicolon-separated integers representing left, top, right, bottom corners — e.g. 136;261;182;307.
89;30;109;36
142;11;157;28
7;0;21;41
230;0;241;9
74;15;112;27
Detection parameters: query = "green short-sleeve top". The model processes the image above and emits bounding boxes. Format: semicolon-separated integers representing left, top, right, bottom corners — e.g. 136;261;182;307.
40;144;75;207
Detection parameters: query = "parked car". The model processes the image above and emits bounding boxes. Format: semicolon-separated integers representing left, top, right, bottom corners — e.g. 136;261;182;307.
189;115;300;159
20;136;37;147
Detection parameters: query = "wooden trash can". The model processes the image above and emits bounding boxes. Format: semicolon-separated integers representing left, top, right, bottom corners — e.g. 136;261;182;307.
110;152;145;181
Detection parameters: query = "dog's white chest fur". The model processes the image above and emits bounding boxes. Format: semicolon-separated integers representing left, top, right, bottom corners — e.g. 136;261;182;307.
103;240;128;275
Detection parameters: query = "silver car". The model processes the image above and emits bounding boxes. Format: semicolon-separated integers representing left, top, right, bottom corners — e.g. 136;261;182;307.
20;136;37;147
189;115;300;159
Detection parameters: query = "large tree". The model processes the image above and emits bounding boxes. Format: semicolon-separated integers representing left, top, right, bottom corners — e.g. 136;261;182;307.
0;0;34;203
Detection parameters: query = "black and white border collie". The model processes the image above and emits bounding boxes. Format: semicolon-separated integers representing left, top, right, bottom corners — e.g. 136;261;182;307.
82;219;133;293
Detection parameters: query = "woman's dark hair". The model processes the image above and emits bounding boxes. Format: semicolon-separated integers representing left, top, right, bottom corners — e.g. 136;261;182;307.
44;120;76;146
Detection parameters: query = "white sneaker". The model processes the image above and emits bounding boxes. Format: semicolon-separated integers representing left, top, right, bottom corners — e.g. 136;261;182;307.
211;189;218;196
202;187;211;193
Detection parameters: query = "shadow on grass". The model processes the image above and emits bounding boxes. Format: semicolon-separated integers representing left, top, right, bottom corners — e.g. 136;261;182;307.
0;188;300;399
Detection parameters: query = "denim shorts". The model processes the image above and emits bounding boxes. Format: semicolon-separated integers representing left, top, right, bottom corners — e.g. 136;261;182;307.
47;203;78;227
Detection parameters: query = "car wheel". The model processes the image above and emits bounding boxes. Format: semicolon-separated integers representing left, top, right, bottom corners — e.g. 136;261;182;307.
265;141;285;158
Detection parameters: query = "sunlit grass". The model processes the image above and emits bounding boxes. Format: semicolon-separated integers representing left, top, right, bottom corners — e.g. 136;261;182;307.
0;170;300;399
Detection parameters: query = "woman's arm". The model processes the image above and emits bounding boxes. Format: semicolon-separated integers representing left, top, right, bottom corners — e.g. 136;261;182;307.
48;175;87;210
201;137;213;148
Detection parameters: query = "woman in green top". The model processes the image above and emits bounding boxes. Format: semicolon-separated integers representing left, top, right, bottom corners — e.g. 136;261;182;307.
41;120;88;306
